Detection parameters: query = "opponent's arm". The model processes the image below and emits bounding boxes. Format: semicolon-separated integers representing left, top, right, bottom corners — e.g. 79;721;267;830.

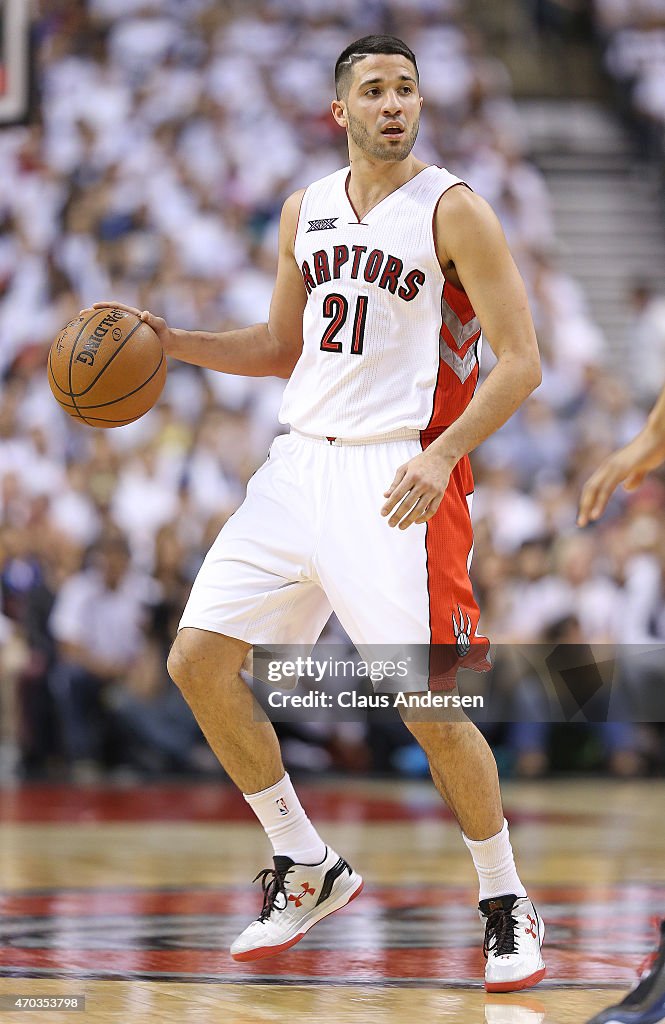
91;189;307;379
382;186;541;529
578;386;665;526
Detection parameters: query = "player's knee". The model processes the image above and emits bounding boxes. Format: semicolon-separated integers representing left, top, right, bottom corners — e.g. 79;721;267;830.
167;628;249;692
166;636;190;690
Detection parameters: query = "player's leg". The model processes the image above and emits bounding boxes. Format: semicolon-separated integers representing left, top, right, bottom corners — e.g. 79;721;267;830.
317;439;543;991
167;627;282;795
399;712;544;992
171;433;362;961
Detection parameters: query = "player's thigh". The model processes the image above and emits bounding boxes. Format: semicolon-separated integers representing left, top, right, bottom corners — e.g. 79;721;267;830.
317;443;488;669
179;434;332;648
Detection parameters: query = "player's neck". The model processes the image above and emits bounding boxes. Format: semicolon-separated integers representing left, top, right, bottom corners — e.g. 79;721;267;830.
346;154;428;221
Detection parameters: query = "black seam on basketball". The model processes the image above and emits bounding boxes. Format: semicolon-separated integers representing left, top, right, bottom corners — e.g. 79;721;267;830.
71;316;144;397
52;352;165;410
48;347;73;396
67;311;101;423
75;415;138;426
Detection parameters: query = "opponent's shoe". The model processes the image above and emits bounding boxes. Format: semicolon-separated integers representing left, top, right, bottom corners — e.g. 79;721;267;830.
585;919;665;1024
480;894;546;992
230;845;363;962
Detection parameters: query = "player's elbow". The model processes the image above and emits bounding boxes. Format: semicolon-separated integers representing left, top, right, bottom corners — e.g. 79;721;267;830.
273;348;301;379
524;356;542;393
514;344;541;395
267;325;302;378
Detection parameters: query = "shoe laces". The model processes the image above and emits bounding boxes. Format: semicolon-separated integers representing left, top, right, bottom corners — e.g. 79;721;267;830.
253;864;294;923
483;906;518;958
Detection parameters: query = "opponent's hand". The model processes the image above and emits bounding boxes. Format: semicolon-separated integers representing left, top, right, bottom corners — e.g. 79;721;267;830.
577;430;665;526
78;301;174;354
381;449;456;529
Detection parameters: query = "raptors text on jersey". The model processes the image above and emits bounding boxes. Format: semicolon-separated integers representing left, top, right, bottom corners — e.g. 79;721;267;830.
279;165;483;439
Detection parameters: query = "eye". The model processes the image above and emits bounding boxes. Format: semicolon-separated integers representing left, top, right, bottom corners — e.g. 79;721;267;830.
366;88;380;96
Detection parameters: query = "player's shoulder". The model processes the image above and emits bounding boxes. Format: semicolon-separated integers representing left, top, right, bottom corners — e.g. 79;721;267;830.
282;188;307;219
282;167;347;213
436;179;494;223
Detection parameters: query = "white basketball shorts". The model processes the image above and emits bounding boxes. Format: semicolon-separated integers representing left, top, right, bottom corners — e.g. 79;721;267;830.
178;429;490;689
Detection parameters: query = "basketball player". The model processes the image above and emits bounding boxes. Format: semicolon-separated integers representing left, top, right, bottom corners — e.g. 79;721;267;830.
90;36;545;991
579;385;665;1023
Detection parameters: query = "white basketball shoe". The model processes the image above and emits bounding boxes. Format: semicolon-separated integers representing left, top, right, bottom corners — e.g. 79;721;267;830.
480;894;546;992
231;846;363;962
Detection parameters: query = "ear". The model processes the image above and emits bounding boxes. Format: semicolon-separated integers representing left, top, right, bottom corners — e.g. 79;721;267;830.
331;99;347;128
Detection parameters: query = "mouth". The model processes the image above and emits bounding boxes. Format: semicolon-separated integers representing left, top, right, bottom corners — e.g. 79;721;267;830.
381;124;405;138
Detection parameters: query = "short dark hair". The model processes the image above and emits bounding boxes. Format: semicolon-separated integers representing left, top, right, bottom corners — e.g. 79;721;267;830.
334;35;419;99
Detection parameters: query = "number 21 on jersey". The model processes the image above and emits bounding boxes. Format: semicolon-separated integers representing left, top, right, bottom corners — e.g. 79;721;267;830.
319;293;368;355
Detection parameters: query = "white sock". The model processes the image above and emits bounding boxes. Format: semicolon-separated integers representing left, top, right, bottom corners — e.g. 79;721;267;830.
463;818;527;902
243;773;327;864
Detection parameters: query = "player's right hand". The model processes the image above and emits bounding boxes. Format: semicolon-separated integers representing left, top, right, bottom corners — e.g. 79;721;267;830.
577;429;665;526
79;302;173;353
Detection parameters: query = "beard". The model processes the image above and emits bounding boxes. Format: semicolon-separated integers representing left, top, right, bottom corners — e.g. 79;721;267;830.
347;111;420;162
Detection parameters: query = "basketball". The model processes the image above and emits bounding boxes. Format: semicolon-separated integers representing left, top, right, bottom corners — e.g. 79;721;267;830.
47;308;167;428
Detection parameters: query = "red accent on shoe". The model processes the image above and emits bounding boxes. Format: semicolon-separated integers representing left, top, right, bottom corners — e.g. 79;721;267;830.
288;883;316;908
230;879;364;962
485;966;547;993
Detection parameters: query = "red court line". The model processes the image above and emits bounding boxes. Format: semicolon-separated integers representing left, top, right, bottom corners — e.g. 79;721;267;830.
0;946;641;984
1;883;664;917
0;784;602;826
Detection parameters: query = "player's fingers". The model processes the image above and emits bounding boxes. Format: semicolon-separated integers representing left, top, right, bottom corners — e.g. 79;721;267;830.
386;489;421;528
397;494;431;530
582;479;616;525
577;480;600;526
92;301;143;317
382;475;412;515
383;465;407;500
139;310;166;332
415;493;443;523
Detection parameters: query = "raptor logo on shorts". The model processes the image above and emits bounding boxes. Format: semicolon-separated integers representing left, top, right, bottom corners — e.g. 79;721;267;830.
452;606;472;658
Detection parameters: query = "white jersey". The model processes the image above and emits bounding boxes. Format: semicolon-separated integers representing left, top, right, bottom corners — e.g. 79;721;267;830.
279;164;483;439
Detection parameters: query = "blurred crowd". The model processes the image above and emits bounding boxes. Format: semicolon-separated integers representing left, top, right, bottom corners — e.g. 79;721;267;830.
594;0;665;144
1;0;665;783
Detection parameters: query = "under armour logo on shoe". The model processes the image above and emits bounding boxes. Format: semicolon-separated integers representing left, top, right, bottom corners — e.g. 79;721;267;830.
525;914;537;939
288;883;315;908
307;218;338;231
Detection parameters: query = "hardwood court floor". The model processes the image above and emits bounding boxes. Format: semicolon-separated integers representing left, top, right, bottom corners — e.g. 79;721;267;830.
0;778;664;1023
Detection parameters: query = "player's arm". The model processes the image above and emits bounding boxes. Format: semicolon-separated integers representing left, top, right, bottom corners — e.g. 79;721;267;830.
382;186;541;529
90;190;307;379
578;386;665;526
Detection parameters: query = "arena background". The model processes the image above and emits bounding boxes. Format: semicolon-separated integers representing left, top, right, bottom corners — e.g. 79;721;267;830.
4;3;665;1021
2;0;665;783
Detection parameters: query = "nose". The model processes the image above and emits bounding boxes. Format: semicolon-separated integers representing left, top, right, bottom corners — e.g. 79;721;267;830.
382;91;403;116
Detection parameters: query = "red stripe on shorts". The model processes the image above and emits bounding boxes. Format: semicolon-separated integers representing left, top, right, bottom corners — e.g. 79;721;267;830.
420;433;490;691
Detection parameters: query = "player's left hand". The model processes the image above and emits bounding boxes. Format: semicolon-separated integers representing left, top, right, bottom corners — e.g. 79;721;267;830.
577;430;665;526
381;450;456;529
